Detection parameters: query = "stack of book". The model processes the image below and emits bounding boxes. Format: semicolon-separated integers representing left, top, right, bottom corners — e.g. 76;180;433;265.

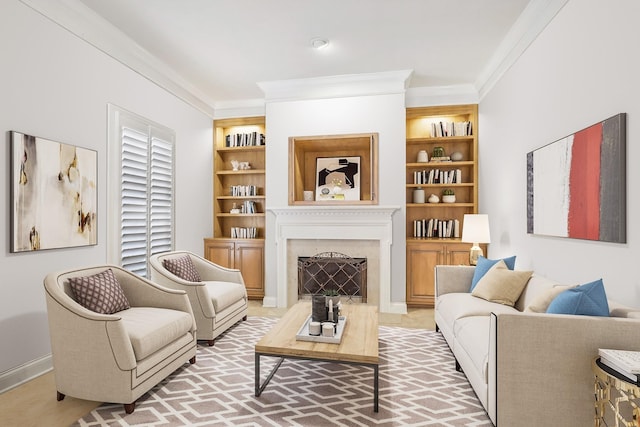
225;132;265;147
598;348;640;384
413;218;460;238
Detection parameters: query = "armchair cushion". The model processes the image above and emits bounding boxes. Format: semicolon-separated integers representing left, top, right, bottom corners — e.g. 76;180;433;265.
163;255;202;282
119;307;194;360
68;268;130;314
206;281;247;312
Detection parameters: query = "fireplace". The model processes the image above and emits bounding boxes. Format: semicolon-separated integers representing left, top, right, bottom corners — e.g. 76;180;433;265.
298;252;367;302
269;206;399;313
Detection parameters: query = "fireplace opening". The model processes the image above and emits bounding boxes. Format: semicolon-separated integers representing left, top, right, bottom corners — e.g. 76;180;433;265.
297;252;367;302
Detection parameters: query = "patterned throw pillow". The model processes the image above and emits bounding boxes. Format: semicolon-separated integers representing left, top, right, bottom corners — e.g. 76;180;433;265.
163;255;202;282
69;268;130;314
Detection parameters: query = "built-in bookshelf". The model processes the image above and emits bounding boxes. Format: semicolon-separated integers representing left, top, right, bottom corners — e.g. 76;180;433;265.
405;104;481;307
206;116;266;299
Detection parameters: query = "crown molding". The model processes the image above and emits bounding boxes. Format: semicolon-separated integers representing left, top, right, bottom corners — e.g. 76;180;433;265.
405;84;479;107
20;0;217;117
475;0;569;100
213;99;266;119
258;70;413;103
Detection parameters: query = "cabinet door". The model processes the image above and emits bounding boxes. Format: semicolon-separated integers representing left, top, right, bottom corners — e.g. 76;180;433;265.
446;243;472;266
204;240;235;269
235;240;265;299
407;242;443;307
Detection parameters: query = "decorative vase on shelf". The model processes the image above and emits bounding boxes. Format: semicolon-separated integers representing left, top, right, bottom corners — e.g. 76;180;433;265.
450;151;463;161
413;187;425;204
428;194;440;203
442;189;456;203
417;150;429;163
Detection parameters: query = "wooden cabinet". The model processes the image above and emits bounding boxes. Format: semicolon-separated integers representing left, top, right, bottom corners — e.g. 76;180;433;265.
407;241;487;306
406;104;482;307
206;116;266;299
204;238;265;299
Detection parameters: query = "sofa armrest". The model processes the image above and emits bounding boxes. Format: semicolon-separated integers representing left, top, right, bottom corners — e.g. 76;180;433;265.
435;265;475;296
44;288;137;373
488;312;640;426
190;255;245;284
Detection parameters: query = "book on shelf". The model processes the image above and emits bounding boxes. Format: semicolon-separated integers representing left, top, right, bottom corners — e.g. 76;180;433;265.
412;218;460;238
598;348;640;383
230;185;257;196
230;227;257;239
225;132;265;147
430;121;473;137
413;168;462;185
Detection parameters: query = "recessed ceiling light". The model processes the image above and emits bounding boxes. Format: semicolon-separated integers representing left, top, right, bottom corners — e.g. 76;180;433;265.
310;37;330;49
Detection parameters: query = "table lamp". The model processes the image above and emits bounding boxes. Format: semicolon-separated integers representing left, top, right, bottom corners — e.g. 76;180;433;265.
461;214;491;266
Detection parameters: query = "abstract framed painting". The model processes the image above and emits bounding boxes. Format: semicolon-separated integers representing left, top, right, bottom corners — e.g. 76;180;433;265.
315;156;361;201
10;131;97;252
526;113;626;243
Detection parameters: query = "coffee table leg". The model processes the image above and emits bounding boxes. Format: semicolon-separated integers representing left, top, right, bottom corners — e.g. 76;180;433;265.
255;353;285;397
255;353;260;397
374;364;379;412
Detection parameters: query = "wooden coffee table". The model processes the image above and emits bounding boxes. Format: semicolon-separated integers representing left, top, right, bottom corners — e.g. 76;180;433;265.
255;301;380;411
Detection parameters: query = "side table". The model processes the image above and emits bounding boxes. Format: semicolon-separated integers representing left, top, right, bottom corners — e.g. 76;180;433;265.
593;357;640;426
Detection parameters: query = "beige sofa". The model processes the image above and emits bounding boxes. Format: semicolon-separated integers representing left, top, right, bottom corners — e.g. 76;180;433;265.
435;265;640;427
44;265;197;413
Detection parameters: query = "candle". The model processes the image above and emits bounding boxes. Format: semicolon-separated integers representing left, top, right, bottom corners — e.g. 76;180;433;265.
309;321;321;336
322;322;334;337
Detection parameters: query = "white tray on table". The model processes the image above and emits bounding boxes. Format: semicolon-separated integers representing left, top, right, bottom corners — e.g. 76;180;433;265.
295;315;347;344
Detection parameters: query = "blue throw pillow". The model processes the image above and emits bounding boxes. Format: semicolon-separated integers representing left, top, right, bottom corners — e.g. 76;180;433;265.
546;278;610;317
470;256;517;291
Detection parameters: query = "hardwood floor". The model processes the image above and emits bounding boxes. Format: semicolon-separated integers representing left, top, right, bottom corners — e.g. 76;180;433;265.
0;301;434;427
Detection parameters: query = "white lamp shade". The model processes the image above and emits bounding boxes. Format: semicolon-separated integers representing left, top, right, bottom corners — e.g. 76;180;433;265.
461;214;491;243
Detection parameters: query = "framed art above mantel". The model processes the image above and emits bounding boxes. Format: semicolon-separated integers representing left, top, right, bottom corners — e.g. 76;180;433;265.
526;113;626;243
288;133;378;206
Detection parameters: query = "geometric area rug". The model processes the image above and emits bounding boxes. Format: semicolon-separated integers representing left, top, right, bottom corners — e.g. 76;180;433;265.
74;317;491;426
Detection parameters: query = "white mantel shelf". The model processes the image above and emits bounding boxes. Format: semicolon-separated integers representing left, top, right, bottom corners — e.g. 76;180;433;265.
269;205;402;314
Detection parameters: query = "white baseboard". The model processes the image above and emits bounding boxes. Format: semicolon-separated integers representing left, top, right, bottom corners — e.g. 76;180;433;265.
386;302;408;315
0;354;52;394
262;296;277;307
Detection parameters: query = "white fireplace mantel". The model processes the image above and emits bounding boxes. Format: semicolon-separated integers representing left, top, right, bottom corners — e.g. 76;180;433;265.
269;206;400;313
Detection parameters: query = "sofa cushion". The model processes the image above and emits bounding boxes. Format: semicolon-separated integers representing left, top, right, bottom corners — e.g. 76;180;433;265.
547;278;610;317
163;255;202;282
68;268;130;314
454;316;491;384
470;255;517;291
471;261;533;307
205;281;247;312
525;285;576;313
436;293;519;334
119;307;193;360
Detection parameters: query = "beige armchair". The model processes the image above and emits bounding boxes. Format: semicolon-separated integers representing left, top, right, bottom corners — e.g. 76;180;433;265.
44;265;197;414
149;251;248;346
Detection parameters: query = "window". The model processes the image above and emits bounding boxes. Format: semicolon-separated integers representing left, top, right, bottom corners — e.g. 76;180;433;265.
108;105;175;277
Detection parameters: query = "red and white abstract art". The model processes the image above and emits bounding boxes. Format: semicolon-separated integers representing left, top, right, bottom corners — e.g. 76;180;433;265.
527;113;626;243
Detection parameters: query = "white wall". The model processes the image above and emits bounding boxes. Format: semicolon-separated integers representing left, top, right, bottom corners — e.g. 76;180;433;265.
0;0;212;383
264;94;407;304
480;0;640;303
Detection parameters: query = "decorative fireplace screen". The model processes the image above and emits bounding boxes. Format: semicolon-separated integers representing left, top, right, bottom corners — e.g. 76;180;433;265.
297;252;367;302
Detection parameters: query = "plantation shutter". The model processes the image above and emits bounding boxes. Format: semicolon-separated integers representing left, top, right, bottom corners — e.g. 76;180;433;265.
118;117;174;277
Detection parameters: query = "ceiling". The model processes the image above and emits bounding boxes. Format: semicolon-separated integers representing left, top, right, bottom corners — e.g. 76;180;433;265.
26;0;566;114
